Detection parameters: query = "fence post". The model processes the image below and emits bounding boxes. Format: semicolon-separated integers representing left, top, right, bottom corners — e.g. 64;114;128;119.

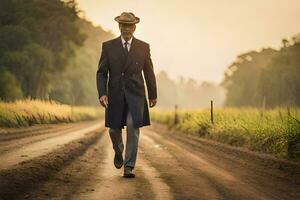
210;100;214;124
287;106;291;116
174;104;179;125
261;96;266;118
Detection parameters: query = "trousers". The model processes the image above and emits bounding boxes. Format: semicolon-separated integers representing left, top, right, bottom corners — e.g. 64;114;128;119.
108;108;140;169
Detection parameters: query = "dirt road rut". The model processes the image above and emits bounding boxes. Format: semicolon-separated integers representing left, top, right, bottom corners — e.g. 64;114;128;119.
0;122;299;200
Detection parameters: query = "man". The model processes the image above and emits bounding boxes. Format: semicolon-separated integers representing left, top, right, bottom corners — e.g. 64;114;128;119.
96;12;157;178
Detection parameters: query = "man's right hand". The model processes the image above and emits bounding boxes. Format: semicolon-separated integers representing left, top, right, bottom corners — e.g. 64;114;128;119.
99;95;108;108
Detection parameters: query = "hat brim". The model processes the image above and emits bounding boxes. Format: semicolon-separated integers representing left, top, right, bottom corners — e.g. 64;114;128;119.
114;16;140;24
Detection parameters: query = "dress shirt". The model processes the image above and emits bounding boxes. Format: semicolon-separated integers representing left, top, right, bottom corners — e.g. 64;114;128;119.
121;36;133;51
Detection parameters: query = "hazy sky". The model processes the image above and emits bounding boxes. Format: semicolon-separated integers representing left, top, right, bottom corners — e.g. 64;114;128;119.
77;0;300;84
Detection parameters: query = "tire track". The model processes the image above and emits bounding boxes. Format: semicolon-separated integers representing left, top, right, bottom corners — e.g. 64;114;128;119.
0;122;103;170
75;131;156;200
137;151;173;200
0;121;105;200
25;131;108;200
2;122;297;200
0;123;89;155
141;127;299;200
140;131;220;200
0;123;75;142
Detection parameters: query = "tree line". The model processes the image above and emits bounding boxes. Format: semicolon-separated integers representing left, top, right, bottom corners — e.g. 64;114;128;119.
156;71;225;108
0;0;113;105
0;0;298;108
222;34;300;108
0;0;224;108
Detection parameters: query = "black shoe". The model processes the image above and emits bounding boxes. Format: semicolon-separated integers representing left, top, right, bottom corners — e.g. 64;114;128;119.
114;152;123;169
123;166;135;178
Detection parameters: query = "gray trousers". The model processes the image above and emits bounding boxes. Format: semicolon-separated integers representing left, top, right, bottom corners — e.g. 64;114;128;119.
108;110;140;169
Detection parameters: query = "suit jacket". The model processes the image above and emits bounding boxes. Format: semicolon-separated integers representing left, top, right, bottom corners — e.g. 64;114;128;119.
96;36;157;129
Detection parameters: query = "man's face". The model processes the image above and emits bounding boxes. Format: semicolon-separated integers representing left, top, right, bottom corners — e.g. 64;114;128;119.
119;23;136;41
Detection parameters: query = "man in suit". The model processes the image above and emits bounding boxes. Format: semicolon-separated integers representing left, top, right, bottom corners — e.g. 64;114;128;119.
96;12;157;178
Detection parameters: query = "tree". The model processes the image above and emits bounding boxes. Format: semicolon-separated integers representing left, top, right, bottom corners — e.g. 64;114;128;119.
258;39;300;107
0;67;22;100
222;33;300;107
0;0;86;100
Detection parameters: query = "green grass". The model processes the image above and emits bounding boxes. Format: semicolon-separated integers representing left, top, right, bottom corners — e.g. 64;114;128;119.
0;99;103;127
151;107;300;160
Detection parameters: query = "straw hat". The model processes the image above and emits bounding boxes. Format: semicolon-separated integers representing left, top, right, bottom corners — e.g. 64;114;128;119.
115;12;140;24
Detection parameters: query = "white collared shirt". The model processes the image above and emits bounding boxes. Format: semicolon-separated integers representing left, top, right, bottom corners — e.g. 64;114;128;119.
121;36;133;51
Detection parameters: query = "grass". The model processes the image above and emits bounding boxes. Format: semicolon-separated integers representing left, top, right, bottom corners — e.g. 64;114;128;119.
0;99;103;127
150;107;300;160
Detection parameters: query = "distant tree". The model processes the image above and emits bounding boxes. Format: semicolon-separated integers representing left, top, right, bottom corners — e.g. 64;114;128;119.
258;38;300;107
0;25;31;54
1;44;53;98
156;71;178;107
198;81;225;107
0;67;22;100
0;0;100;103
49;19;114;105
222;33;300;107
222;49;279;106
155;70;225;108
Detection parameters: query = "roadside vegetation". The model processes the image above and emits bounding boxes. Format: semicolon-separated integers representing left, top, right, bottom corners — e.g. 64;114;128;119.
151;108;300;160
0;99;103;127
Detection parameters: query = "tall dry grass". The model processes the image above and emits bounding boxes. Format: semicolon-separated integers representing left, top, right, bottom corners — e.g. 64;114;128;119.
0;99;103;127
151;107;300;159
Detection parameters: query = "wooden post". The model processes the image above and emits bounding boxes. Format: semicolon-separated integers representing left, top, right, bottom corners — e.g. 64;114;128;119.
210;100;214;124
261;96;266;118
174;104;179;125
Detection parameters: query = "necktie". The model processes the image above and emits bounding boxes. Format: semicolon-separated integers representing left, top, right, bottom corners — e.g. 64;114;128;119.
124;41;129;55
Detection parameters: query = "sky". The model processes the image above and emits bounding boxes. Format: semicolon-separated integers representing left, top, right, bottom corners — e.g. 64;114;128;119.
76;0;300;84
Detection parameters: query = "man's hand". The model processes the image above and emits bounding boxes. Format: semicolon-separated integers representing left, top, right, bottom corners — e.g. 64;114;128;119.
99;95;108;108
149;99;157;108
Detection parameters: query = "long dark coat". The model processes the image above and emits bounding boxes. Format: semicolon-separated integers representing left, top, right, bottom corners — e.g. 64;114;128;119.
96;36;157;129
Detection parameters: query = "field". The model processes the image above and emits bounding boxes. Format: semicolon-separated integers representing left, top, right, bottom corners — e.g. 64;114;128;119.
0;99;103;127
150;107;300;159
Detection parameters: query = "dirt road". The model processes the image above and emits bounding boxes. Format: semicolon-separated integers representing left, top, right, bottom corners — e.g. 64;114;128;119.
0;121;299;200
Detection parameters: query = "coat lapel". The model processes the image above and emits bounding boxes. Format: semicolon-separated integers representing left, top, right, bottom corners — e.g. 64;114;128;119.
123;37;138;73
114;36;127;68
